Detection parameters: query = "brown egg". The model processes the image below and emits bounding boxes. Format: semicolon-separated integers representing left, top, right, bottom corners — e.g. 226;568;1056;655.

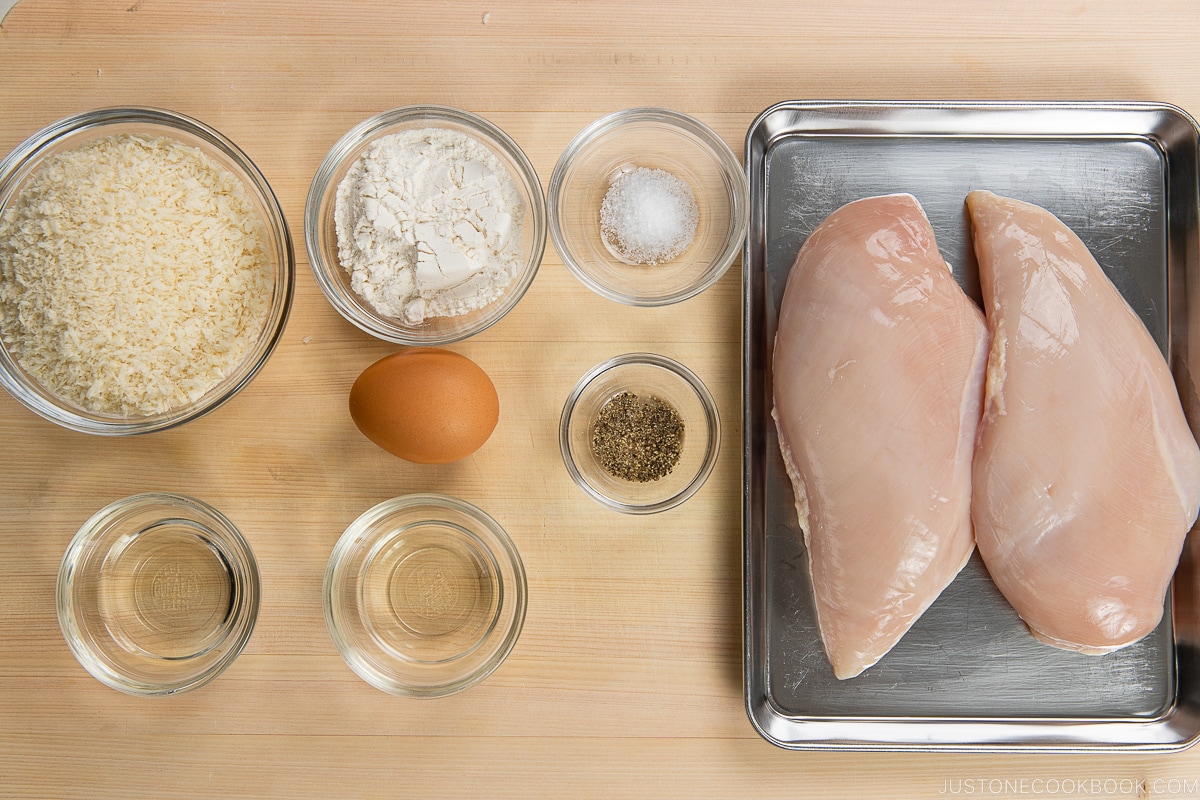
349;348;499;464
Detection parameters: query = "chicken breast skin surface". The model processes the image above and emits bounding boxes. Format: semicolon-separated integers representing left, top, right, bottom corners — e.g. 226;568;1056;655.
772;193;988;679
967;189;1200;654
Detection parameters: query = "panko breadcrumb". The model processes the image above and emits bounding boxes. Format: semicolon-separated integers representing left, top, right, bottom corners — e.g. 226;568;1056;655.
0;133;271;416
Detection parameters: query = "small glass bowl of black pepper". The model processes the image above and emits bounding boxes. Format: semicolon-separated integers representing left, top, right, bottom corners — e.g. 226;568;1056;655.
559;353;720;514
547;108;748;306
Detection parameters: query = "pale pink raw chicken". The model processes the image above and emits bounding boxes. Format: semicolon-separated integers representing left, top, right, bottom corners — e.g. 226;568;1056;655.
967;190;1200;653
772;194;988;679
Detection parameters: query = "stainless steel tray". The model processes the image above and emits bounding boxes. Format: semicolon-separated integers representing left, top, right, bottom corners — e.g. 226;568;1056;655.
742;101;1200;752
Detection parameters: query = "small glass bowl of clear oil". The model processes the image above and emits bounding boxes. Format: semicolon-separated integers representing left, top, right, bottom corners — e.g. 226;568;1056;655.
323;493;526;698
56;492;260;695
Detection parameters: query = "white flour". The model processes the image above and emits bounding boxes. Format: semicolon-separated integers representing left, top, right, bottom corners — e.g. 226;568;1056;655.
334;128;525;325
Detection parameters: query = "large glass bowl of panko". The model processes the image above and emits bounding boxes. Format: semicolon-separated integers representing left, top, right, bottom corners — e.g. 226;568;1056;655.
305;105;547;345
0;107;294;435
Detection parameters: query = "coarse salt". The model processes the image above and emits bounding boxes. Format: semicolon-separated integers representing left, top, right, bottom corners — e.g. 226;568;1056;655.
599;167;698;265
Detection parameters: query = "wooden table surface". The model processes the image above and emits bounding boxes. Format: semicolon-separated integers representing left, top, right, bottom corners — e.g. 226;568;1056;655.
4;1;1200;797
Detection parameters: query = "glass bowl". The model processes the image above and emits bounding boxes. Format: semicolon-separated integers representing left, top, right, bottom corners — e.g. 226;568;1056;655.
547;108;748;306
0;107;294;435
560;353;720;514
305;105;546;345
323;493;527;698
56;492;261;696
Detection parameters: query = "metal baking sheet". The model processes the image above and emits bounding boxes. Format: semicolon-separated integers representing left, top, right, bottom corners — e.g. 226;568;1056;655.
742;101;1200;751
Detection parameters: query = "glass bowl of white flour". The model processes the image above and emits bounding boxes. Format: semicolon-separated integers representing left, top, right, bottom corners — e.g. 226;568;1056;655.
306;106;546;344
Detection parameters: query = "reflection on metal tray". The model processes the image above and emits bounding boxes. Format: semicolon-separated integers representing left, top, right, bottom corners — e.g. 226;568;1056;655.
742;101;1200;751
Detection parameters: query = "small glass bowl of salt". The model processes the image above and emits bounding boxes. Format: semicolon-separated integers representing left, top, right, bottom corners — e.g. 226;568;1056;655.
548;108;748;306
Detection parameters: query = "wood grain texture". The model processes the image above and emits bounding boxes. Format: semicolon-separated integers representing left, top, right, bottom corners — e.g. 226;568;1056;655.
2;0;1200;797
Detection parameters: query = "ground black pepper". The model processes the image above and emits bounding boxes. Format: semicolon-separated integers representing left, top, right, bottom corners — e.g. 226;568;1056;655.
590;392;684;482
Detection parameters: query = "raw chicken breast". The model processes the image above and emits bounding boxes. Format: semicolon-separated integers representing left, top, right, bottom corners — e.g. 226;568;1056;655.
772;194;988;679
967;190;1200;653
